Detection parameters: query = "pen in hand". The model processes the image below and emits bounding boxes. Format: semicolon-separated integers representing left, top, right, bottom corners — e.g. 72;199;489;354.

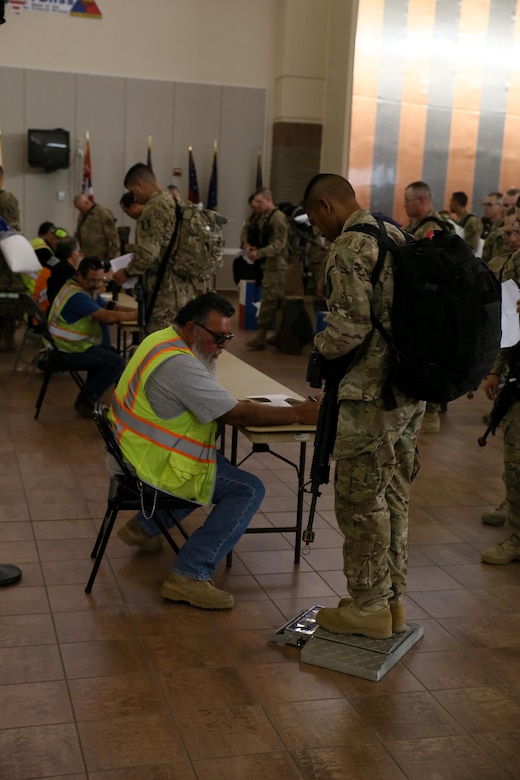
308;395;318;403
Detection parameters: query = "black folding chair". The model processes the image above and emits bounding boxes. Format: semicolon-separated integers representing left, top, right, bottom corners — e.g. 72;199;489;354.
86;403;196;593
11;296;43;378
16;293;89;420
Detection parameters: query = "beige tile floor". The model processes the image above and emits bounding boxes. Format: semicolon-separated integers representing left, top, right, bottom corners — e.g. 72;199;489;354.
1;294;519;779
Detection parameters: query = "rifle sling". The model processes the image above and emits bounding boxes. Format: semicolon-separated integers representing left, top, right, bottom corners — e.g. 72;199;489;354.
145;200;182;325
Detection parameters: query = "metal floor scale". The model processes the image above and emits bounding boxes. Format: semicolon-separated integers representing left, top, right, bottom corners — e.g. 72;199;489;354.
269;605;424;682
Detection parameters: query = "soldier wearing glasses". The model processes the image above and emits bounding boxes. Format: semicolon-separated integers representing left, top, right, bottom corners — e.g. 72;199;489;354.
110;292;320;610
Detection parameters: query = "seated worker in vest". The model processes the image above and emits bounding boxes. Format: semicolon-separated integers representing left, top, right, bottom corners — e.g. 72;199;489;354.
48;256;138;417
110;292;320;610
47;236;82;305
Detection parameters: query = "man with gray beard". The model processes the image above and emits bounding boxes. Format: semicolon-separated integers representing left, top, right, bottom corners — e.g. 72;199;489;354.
109;292;320;609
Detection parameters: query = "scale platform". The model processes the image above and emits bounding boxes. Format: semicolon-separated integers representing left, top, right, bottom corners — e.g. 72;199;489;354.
270;605;424;681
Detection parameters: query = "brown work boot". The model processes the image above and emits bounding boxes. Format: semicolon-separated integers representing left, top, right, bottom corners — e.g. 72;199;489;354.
266;332;278;346
338;597;407;633
420;411;440;434
481;534;520;565
246;330;267;350
316;601;392;639
117;515;163;553
160;570;234;609
481;501;509;527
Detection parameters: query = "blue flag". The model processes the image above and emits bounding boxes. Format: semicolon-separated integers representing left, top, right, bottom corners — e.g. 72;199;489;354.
207;145;218;211
188;147;200;204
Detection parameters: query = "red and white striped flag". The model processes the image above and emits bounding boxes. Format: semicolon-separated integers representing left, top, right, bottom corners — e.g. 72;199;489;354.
81;131;94;202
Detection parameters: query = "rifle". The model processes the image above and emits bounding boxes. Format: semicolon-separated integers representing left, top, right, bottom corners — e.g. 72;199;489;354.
301;349;352;548
478;345;520;447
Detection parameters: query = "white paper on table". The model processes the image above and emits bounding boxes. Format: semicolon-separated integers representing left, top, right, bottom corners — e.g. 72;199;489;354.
500;279;520;348
110;253;138;289
246;394;301;407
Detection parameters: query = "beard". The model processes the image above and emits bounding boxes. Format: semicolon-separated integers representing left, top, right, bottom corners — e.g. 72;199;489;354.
192;332;218;376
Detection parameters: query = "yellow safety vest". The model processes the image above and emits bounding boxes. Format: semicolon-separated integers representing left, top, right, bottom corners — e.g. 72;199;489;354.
48;280;102;352
108;328;218;505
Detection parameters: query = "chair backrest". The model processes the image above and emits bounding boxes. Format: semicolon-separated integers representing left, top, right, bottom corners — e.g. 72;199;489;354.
18;292;56;347
93;402;135;483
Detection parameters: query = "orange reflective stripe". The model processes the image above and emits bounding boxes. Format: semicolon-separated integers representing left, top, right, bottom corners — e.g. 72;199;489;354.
111;397;215;463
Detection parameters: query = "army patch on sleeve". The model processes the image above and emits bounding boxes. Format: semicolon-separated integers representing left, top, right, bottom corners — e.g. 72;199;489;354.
141;219;151;231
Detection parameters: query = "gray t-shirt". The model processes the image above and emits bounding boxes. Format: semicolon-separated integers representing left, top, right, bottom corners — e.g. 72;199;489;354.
145;348;237;423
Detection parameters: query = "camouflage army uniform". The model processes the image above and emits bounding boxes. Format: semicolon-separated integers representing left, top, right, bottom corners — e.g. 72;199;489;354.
403;209;455;238
482;222;508;266
456;210;482;252
315;208;425;608
488;250;513;280
0;189;23;349
484;248;520;542
0;189;21;232
0;249;25;350
75;202;119;264
126;189;194;333
255;208;290;331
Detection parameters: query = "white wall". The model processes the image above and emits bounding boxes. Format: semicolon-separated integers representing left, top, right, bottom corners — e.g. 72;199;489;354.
0;0;279;86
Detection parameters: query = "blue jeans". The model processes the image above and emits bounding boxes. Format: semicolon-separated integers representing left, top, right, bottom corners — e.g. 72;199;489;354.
58;344;125;401
136;451;265;580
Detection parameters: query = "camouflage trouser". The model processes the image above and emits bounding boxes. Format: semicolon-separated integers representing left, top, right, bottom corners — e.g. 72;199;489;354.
144;281;195;335
257;265;286;331
502;400;520;539
333;395;425;608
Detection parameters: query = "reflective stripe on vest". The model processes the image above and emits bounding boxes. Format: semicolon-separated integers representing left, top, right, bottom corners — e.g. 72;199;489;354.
48;280;102;349
108;328;217;505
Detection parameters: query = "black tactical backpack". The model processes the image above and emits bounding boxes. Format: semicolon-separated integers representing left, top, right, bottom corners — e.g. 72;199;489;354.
347;218;502;405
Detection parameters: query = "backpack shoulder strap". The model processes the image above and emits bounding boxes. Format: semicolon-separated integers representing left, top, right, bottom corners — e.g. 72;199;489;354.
460;212;475;228
344;217;401;409
145;200;183;325
414;214;451;233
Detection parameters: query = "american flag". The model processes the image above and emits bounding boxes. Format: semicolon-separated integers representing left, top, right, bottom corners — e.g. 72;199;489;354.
81;132;94;202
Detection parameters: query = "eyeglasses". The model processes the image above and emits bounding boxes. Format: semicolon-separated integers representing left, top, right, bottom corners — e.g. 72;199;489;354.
195;323;234;346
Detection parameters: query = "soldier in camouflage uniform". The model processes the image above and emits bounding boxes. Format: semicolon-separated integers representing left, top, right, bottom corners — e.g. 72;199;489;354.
481;192;507;265
487;208;520;279
74;194;119;266
0;166;21;231
0;167;24;350
302;174;425;640
449;191;482;252
403;180;456;434
113;163;194;334
243;188;290;350
481;240;520;563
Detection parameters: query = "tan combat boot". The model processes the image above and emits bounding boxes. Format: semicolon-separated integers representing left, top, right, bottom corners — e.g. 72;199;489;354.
160;571;234;609
246;330;267;350
481;534;520;565
117;516;164;553
316;601;392;639
338;597;407;633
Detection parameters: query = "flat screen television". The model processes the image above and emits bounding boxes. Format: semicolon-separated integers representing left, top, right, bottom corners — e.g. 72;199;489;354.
27;128;70;172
